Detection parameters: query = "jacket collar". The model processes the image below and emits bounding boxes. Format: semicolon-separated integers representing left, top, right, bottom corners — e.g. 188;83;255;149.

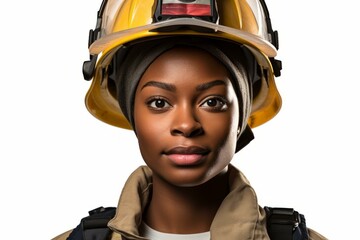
108;164;269;240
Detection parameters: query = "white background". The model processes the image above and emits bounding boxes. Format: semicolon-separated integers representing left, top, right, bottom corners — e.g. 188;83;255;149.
0;1;358;239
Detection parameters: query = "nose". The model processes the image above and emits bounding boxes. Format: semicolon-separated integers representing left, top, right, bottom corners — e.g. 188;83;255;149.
170;106;204;138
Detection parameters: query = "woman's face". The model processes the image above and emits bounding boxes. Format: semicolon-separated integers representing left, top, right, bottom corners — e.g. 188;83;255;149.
134;46;239;187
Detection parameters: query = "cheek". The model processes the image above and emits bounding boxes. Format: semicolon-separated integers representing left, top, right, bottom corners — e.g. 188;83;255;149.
133;102;167;156
207;100;239;138
134;104;151;141
217;111;238;150
136;123;164;149
215;86;240;148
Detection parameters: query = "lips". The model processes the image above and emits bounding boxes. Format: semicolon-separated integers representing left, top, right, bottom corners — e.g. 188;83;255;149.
164;146;210;166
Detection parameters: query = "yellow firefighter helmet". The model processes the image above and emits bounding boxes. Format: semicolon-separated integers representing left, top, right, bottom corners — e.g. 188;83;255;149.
83;0;282;129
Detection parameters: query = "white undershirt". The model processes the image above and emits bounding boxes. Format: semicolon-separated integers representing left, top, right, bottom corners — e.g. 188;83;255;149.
140;222;210;240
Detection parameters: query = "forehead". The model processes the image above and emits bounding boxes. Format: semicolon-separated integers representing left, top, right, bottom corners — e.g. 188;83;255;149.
153;46;223;66
139;46;232;84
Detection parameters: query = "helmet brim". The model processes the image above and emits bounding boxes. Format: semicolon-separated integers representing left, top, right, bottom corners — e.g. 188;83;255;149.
89;18;277;58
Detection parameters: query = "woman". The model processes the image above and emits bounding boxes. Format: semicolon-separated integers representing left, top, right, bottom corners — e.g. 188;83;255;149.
54;0;327;239
115;40;257;238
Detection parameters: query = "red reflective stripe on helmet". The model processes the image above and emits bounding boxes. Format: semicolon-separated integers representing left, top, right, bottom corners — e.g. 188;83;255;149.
162;4;211;16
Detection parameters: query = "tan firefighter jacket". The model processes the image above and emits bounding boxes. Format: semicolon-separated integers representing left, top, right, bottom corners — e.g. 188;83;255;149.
53;165;327;240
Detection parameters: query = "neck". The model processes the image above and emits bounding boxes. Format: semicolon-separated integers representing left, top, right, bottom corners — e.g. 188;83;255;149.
144;170;230;234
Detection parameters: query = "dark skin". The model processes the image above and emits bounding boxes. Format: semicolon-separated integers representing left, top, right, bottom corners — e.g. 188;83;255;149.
133;47;240;234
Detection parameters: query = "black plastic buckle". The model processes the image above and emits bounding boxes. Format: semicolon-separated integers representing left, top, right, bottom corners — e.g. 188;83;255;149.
88;206;107;215
82;0;108;81
268;207;301;228
270;57;282;77
265;207;302;240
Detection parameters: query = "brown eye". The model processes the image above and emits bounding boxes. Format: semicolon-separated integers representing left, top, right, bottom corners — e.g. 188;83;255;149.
200;97;228;111
148;98;171;110
155;99;165;108
206;99;217;107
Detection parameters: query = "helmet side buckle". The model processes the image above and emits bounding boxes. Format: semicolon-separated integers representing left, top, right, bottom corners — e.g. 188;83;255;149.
83;0;107;81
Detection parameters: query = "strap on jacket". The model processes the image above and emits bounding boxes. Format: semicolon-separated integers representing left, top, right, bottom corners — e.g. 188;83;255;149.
67;206;116;240
67;206;309;240
264;207;309;240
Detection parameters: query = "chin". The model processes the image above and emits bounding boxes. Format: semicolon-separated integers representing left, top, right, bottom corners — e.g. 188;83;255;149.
164;166;226;187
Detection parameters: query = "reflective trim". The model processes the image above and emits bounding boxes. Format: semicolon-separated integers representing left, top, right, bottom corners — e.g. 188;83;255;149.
162;3;211;16
163;0;211;4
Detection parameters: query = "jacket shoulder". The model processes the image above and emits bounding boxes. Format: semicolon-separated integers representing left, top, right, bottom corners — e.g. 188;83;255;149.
308;228;328;240
51;230;123;240
51;230;72;240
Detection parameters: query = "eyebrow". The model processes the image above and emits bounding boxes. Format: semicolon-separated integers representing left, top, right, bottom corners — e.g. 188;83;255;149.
196;80;226;91
140;79;226;92
141;81;176;92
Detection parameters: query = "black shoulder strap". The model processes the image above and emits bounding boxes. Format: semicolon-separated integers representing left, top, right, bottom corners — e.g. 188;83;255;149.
67;206;309;240
264;206;309;240
67;206;116;240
